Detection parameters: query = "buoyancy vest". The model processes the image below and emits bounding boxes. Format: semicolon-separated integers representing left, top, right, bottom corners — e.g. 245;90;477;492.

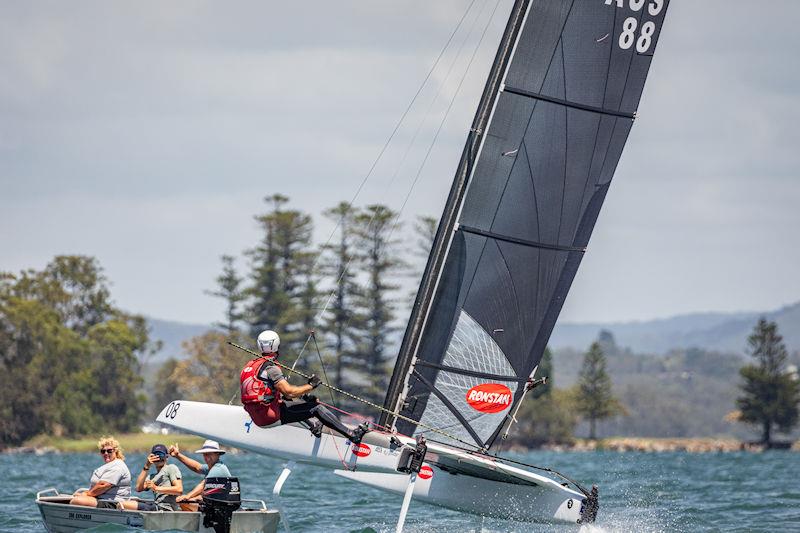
240;357;282;405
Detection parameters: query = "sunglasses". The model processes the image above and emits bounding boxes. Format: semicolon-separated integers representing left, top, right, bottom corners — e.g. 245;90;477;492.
153;453;167;460
100;448;116;455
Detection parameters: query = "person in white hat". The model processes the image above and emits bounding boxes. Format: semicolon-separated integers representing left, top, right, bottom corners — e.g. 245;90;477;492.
170;440;231;507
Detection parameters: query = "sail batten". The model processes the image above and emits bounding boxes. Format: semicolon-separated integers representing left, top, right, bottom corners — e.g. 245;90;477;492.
459;225;586;252
384;0;669;451
503;85;636;118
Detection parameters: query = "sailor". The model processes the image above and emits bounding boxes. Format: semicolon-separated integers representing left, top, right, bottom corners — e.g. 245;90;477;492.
240;330;369;444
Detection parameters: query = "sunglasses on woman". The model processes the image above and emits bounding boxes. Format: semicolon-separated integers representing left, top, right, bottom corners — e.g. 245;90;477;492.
100;448;116;455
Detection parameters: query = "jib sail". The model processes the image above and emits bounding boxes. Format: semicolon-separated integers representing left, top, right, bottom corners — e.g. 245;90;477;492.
381;0;670;450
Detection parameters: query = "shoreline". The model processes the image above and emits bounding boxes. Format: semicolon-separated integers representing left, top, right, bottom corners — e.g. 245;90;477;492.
4;433;799;454
3;432;205;454
536;437;800;453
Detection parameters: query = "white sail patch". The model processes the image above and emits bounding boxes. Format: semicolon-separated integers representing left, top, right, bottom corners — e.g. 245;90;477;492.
414;310;518;446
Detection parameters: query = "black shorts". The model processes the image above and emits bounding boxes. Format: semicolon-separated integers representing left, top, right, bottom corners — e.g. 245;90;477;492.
96;500;119;509
137;501;159;511
279;400;317;424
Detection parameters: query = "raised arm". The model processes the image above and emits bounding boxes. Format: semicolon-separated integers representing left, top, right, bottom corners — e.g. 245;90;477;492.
168;444;203;475
136;460;151;492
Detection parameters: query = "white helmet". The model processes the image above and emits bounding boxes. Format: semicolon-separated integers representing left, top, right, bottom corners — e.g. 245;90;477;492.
257;330;280;355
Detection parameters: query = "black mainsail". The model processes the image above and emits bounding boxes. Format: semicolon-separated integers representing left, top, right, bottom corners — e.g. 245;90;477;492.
381;0;670;450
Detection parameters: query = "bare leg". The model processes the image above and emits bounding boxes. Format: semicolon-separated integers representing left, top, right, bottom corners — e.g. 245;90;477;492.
69;495;98;507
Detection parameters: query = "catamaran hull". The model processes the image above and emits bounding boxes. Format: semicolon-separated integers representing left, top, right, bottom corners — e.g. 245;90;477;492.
335;468;583;523
157;401;587;524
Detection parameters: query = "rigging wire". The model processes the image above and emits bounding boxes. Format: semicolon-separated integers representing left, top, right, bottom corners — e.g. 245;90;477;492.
311;333;337;408
307;0;481;284
310;0;483;329
386;0;504;243
309;0;493;337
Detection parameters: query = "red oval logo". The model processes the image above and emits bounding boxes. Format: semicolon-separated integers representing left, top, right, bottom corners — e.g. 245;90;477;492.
466;383;513;413
351;443;371;457
418;465;433;480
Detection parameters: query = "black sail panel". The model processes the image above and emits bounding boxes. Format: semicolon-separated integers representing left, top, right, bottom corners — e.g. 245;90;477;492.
392;0;669;449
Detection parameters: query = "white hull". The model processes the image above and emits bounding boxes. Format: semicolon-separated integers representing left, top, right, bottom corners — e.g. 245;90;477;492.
335;469;583;523
157;400;588;524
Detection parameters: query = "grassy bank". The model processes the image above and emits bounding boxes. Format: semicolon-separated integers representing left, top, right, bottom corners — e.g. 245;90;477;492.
21;433;206;453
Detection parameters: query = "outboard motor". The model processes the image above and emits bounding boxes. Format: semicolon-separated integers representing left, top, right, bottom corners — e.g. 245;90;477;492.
200;477;241;533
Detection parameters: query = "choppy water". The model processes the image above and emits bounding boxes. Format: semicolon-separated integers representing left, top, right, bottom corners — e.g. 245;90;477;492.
2;450;798;532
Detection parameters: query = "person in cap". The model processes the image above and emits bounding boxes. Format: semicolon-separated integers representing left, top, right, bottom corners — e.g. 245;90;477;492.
121;444;183;511
171;440;231;507
240;330;369;443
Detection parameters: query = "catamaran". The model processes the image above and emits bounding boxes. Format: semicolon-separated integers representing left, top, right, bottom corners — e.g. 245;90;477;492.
158;0;670;528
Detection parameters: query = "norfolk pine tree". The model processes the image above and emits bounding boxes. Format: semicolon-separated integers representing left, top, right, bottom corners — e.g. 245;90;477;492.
206;255;246;336
576;341;625;439
320;202;360;389
349;204;406;404
736;318;800;447
247;195;316;351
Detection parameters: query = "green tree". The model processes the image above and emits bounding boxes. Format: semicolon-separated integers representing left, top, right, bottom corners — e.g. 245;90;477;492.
0;256;150;444
172;331;252;404
597;329;620;358
152;358;183;415
206;255;246;335
247;195;317;351
414;215;438;259
319;202;360;389
575;341;625;439
511;348;578;447
8;256;113;335
513;389;578;447
349;205;406;404
736;318;800;446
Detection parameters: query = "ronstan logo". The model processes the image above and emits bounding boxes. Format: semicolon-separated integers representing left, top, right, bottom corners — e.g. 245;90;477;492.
418;465;434;480
351;443;371;457
465;383;513;413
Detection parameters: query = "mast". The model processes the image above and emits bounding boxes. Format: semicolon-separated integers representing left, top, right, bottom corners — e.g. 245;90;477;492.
380;0;531;429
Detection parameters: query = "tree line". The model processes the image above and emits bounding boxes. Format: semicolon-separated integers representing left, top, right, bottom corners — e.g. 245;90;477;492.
510;321;799;448
2;195;798;447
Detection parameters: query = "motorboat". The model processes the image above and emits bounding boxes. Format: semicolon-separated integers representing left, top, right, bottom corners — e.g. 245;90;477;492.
35;486;280;533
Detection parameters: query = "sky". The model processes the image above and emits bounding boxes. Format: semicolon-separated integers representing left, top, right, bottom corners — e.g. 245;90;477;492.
1;1;798;326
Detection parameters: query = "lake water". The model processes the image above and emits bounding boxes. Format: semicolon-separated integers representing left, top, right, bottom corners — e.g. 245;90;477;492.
2;450;797;532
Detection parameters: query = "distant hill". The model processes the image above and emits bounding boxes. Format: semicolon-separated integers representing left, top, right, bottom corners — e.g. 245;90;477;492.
550;302;800;354
143;301;800;364
145;318;211;363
